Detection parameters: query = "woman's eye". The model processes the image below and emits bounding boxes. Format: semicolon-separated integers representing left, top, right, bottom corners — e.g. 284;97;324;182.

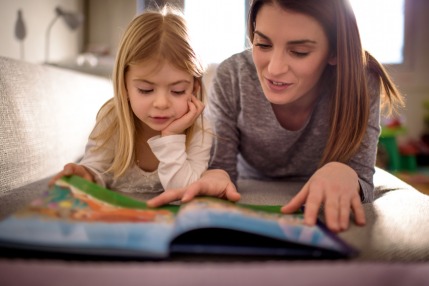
291;51;309;58
138;88;153;94
254;43;271;49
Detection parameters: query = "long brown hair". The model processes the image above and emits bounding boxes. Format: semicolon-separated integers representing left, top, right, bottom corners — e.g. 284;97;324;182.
248;0;404;165
92;5;205;178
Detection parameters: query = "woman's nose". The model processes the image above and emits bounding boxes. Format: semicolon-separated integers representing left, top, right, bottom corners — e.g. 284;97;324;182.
267;49;289;76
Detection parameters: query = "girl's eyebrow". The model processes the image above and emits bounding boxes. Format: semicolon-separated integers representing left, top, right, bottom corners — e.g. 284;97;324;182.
253;30;317;45
133;79;191;86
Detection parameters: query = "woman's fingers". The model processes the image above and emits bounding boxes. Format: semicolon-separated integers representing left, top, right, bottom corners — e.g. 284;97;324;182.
351;194;366;225
281;183;309;214
146;188;185;207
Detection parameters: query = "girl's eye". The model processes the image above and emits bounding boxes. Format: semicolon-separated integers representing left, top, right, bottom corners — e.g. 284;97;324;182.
138;88;153;94
172;90;186;95
254;43;271;49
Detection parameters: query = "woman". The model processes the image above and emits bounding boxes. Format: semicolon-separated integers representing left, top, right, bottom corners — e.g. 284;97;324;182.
148;0;403;232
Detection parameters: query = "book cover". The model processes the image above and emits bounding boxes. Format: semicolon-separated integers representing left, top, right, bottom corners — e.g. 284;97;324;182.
0;176;358;259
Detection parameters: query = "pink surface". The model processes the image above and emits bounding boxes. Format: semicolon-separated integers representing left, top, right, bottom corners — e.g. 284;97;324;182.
1;260;429;286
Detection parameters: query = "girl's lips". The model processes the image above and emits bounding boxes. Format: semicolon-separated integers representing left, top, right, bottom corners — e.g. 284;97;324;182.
150;116;170;124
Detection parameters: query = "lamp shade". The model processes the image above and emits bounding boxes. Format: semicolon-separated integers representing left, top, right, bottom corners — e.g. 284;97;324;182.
55;7;84;30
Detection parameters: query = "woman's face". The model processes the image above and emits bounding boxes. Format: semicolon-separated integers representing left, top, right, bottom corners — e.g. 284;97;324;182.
125;60;195;133
252;4;336;108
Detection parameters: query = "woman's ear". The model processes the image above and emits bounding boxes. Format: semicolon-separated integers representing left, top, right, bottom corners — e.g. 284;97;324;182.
328;54;337;66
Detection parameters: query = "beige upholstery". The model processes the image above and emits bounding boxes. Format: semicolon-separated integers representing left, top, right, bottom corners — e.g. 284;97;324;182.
0;56;112;197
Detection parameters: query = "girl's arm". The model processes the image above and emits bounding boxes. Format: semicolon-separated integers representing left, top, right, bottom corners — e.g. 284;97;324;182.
148;118;213;190
78;135;114;187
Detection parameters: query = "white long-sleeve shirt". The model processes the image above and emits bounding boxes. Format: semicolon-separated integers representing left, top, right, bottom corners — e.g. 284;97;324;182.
79;116;213;194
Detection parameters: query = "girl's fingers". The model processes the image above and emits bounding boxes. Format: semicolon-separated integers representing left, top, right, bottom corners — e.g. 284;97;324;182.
224;182;241;202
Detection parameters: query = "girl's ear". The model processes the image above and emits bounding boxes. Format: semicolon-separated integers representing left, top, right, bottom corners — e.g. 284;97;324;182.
192;78;201;95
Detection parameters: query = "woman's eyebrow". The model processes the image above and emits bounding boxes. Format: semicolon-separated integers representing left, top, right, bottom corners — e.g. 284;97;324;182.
254;30;317;45
288;39;317;45
254;30;270;41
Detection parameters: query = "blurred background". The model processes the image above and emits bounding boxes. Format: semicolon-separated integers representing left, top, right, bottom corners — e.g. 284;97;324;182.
1;0;428;179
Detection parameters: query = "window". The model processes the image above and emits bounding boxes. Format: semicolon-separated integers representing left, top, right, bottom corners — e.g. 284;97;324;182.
183;0;406;65
349;0;405;64
184;0;246;65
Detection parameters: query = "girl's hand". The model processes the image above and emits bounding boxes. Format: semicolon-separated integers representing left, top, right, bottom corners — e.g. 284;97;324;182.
146;169;241;207
161;95;205;136
281;162;366;232
48;163;95;187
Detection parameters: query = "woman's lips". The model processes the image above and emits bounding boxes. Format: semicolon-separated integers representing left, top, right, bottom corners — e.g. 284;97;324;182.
266;78;292;91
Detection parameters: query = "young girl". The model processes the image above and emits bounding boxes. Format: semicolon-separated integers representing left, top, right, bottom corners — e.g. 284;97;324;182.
148;0;404;232
49;6;212;194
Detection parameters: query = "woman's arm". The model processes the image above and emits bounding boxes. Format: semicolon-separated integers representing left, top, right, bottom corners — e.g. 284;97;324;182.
206;57;243;182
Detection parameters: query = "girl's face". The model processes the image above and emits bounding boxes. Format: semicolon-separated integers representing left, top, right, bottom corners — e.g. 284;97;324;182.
126;60;195;133
252;4;336;108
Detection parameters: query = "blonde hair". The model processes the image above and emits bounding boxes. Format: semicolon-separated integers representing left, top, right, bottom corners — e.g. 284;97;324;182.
92;5;206;178
248;0;404;166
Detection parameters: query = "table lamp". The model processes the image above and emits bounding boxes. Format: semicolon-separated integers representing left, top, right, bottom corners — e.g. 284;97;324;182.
45;6;84;64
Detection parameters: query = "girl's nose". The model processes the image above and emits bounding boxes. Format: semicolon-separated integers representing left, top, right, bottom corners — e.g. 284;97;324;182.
267;49;289;76
153;92;169;109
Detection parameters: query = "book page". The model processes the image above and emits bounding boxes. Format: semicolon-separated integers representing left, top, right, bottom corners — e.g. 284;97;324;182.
171;197;353;256
0;176;178;258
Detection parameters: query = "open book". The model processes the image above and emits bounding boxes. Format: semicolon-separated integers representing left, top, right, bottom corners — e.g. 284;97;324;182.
0;176;358;259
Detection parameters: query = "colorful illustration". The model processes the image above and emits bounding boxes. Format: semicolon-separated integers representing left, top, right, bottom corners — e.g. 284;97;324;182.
0;176;357;259
17;181;175;223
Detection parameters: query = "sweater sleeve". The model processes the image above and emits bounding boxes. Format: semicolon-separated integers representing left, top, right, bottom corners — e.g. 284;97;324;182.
207;54;244;182
148;118;213;190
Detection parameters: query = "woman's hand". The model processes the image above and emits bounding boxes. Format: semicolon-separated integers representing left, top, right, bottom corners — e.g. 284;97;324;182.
281;162;365;232
48;163;95;187
146;169;241;207
161;95;205;136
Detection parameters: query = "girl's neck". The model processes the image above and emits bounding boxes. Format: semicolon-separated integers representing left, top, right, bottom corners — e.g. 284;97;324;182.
134;123;160;172
136;122;160;140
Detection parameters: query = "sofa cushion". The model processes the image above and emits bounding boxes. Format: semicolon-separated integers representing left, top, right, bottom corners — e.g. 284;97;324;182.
0;56;113;198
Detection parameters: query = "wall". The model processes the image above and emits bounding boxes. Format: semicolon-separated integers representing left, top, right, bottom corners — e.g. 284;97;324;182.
85;0;136;57
1;0;427;139
387;0;429;140
0;0;84;64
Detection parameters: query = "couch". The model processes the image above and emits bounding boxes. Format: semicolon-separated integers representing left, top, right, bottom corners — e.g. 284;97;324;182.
1;56;429;285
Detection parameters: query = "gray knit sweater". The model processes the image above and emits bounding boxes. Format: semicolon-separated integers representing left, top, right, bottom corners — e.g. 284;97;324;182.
207;49;381;203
